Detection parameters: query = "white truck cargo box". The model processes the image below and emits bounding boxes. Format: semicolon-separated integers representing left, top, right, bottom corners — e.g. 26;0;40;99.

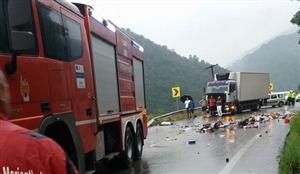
235;72;269;102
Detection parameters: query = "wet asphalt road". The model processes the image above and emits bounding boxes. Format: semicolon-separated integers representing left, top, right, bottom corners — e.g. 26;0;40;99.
104;104;300;174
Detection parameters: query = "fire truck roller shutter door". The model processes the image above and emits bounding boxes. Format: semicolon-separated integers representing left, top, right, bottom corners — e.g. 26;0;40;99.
91;35;120;116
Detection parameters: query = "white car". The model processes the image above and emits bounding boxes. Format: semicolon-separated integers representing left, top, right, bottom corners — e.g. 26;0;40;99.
296;94;300;102
265;93;285;107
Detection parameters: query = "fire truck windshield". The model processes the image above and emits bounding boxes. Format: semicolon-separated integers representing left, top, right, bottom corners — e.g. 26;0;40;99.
0;0;9;53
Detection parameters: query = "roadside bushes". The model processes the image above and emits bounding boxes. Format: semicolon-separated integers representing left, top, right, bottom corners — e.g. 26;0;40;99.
279;112;300;174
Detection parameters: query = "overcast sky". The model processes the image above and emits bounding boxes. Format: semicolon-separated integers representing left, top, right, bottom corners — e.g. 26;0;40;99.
71;0;300;67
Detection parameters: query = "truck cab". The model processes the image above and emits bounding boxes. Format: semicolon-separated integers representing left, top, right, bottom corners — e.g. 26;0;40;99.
206;78;237;114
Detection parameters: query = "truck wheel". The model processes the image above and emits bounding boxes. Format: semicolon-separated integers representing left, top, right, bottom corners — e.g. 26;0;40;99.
134;123;143;160
278;102;283;107
121;126;134;168
237;106;242;114
254;103;260;111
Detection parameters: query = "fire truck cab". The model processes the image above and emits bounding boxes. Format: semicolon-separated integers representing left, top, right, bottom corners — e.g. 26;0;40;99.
0;0;147;173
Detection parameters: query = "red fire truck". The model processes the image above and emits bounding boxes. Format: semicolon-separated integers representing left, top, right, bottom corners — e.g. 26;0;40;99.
0;0;147;173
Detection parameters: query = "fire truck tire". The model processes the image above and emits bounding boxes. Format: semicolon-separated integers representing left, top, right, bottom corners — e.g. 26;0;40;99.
121;126;134;168
134;123;143;160
252;103;260;111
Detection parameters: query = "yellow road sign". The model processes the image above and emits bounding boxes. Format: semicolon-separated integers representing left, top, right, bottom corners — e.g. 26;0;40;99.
269;83;274;92
172;87;181;98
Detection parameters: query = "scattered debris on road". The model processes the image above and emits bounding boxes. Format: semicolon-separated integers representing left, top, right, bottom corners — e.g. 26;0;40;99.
196;111;295;135
165;137;178;141
160;121;173;126
188;140;196;144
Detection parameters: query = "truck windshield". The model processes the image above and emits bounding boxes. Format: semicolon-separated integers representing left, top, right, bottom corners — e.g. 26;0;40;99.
206;85;229;94
0;0;9;53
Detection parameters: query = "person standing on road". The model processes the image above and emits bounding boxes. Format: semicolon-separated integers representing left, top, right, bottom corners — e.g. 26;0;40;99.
216;96;223;117
189;99;195;118
184;97;191;119
291;91;297;106
208;96;216;117
287;91;293;106
0;70;78;174
200;97;208;116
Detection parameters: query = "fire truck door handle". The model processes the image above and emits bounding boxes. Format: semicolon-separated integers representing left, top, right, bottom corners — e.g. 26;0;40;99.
86;108;93;116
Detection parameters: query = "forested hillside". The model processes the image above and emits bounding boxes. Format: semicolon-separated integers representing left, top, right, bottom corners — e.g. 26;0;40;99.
230;32;300;92
124;29;228;114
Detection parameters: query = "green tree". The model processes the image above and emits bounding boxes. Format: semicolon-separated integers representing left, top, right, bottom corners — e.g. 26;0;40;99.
291;10;300;27
291;10;300;45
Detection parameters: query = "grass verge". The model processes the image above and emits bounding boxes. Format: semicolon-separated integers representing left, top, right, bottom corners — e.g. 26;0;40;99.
279;112;300;174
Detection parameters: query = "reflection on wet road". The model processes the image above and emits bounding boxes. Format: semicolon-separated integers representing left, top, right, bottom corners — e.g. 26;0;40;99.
100;105;299;174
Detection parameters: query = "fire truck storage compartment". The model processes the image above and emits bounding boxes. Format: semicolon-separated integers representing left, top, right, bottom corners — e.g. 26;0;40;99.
133;58;145;110
91;34;119;116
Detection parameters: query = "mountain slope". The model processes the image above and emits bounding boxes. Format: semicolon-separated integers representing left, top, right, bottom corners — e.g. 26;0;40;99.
230;32;300;92
124;29;228;114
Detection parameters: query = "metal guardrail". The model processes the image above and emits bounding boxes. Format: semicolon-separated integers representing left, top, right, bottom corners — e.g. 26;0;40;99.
147;107;201;127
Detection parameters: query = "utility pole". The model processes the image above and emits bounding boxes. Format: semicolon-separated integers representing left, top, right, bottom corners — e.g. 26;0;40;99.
206;64;218;80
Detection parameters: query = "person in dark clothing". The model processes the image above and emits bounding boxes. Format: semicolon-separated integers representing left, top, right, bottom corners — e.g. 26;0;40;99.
189;99;195;117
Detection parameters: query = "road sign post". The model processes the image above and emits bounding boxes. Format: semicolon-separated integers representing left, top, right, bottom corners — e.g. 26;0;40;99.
269;83;274;93
172;87;181;98
172;86;181;111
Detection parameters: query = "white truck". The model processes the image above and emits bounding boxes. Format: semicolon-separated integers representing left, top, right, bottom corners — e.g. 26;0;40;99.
206;72;269;114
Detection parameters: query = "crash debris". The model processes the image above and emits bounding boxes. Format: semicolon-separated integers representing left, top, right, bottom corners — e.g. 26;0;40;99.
197;111;295;134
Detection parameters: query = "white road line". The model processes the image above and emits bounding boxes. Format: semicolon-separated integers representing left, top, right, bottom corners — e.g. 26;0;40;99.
219;127;268;174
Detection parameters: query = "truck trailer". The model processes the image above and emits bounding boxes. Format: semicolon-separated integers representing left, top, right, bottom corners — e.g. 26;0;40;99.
0;0;147;173
206;72;269;114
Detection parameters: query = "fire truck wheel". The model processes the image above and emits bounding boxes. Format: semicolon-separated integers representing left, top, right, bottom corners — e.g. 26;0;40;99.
121;126;134;167
134;123;143;160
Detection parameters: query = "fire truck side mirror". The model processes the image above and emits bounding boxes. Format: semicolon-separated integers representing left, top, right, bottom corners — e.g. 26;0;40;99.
7;0;35;53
